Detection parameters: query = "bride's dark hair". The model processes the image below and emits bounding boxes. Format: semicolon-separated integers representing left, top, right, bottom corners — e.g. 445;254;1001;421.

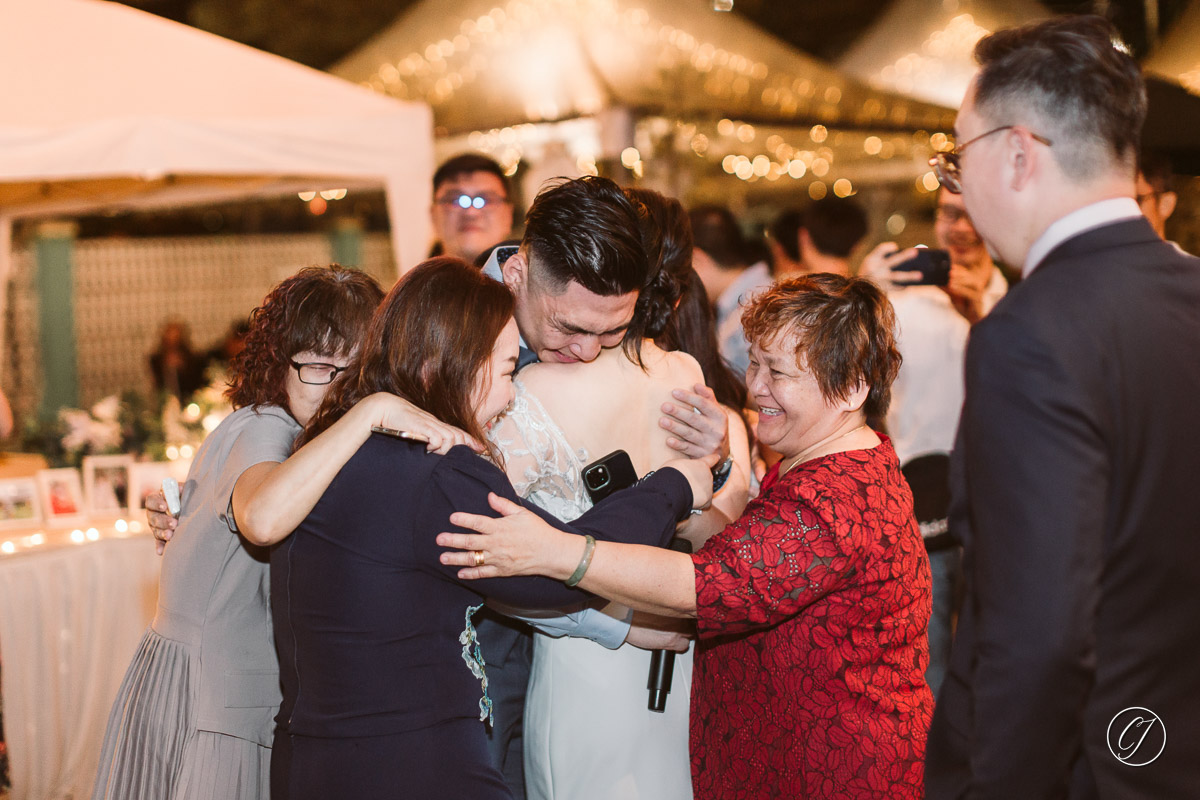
298;257;514;462
620;187;687;367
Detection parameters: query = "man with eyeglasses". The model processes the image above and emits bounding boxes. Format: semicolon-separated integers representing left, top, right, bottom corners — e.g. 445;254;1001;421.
430;153;515;264
1136;149;1183;249
924;16;1200;799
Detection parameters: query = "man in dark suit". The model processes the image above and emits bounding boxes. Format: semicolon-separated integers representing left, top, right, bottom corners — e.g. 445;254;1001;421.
925;16;1200;798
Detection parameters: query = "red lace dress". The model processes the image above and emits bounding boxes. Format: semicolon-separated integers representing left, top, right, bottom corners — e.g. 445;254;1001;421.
689;437;933;799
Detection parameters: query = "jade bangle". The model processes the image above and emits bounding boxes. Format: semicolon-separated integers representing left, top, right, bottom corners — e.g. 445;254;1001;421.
564;534;597;587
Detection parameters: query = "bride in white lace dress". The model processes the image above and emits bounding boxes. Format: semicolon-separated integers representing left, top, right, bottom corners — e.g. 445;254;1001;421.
487;190;751;800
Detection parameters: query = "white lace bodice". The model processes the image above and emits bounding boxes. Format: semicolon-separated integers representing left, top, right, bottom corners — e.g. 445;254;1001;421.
488;378;594;521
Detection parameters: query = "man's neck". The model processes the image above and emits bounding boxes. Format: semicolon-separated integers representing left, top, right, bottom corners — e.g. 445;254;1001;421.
1012;174;1136;267
800;252;850;277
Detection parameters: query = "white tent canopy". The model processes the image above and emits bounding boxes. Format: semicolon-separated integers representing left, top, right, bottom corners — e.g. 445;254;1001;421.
0;0;434;277
837;0;1052;109
333;0;955;134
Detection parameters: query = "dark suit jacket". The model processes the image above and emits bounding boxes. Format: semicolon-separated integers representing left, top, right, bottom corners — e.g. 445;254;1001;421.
926;217;1200;798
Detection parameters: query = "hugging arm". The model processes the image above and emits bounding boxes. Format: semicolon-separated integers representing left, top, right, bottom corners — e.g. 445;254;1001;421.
416;453;695;608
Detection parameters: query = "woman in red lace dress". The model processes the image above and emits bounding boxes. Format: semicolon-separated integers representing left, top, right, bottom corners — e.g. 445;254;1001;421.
439;274;934;799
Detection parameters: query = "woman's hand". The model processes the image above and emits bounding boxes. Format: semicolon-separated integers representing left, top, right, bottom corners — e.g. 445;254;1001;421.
438;493;579;580
145;490;177;556
660;384;729;461
662;451;719;511
364;392;482;454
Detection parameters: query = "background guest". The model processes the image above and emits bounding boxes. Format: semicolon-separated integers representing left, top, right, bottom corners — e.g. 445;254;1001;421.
205;320;250;374
148;320;207;401
689;204;771;376
1137;149;1181;245
859;187;1007;693
430;153;515;264
765;208;804;276
792;196;869;278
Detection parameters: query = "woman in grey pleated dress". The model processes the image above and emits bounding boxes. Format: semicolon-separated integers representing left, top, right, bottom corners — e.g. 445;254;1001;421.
92;266;471;800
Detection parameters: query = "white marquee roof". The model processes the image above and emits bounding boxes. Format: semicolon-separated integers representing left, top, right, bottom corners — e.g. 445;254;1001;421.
0;0;434;275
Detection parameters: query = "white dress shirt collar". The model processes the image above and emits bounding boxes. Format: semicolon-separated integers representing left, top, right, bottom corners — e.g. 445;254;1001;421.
1023;197;1142;277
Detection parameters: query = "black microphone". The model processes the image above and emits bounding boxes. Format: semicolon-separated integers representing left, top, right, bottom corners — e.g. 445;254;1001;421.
648;537;692;712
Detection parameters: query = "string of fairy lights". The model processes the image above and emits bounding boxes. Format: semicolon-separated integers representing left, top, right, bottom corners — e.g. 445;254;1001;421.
359;0;960;195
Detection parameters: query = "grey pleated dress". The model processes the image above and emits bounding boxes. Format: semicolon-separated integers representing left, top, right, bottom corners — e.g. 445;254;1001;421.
92;405;300;800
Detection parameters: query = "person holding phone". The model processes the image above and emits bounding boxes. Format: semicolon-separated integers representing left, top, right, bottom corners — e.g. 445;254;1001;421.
858;187;1008;694
860;189;1006;324
484;189;750;800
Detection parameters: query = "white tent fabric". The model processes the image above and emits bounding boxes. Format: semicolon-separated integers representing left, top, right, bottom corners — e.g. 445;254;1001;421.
837;0;1052;109
1144;0;1200;95
0;0;434;282
332;0;955;135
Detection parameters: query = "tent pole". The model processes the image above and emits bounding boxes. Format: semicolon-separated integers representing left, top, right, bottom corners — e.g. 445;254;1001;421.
35;221;80;420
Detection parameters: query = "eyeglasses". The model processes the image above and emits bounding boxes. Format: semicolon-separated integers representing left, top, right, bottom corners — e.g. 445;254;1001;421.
929;126;1053;194
289;360;349;385
934;205;971;225
435;192;508;210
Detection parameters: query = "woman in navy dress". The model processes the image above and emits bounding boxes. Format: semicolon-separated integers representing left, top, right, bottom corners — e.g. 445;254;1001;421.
269;258;712;800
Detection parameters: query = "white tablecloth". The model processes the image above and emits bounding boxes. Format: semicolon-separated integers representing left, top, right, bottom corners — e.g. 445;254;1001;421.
0;526;160;800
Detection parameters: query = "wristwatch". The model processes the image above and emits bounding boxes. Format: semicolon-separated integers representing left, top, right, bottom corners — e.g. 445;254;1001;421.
711;455;734;494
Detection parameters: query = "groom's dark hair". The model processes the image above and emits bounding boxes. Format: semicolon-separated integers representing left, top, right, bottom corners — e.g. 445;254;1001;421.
522;176;648;297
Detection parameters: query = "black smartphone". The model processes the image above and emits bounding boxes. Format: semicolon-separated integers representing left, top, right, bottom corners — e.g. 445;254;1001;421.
896;247;951;286
582;450;639;504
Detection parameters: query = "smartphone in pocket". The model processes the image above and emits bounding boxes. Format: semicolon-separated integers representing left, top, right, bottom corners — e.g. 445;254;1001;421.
582;450;639;505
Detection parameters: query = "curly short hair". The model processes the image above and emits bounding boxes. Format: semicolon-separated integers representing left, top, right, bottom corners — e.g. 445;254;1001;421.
741;274;901;419
227;265;384;412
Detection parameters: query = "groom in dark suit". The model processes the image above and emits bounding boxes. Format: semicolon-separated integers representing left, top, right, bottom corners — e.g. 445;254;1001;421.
924;16;1200;799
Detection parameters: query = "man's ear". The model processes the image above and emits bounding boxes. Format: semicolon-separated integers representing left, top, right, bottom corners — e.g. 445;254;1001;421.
1160;191;1178;223
501;249;528;293
1008;128;1039;192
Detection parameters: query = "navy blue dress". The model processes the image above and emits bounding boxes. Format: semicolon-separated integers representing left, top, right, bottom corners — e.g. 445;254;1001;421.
269;436;692;800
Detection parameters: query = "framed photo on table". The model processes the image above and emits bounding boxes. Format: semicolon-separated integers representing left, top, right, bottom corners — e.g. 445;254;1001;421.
128;462;174;518
82;455;135;515
37;468;86;523
0;477;42;528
